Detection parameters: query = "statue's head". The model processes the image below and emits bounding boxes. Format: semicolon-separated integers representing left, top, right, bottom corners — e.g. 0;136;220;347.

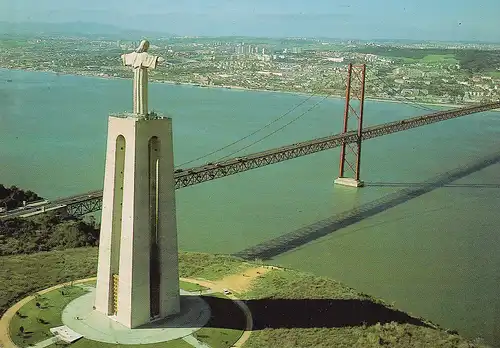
136;40;150;53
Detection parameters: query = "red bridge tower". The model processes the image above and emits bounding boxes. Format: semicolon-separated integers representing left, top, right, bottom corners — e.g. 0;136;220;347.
334;63;367;188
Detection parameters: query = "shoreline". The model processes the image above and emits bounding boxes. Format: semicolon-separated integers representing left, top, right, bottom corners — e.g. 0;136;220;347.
1;66;495;111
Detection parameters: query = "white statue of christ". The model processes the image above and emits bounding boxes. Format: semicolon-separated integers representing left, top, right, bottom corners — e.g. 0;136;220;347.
121;40;165;116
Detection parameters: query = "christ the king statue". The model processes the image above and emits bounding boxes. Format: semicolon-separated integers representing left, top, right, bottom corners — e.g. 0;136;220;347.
121;40;165;116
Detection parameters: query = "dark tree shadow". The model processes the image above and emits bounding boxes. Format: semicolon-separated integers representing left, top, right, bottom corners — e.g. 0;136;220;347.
137;296;431;331
247;298;432;330
203;297;431;330
233;151;500;261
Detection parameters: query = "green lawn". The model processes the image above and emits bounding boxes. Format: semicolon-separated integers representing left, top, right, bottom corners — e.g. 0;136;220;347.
397;54;458;64
488;71;500;78
10;285;88;347
10;285;243;348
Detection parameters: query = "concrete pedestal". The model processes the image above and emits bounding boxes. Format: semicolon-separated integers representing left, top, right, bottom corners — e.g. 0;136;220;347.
64;289;209;344
95;114;180;329
334;177;365;188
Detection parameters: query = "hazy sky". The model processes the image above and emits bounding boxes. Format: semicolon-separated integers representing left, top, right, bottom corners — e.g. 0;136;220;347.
2;0;499;42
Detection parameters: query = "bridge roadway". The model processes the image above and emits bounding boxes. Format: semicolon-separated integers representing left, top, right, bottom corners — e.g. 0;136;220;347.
1;101;499;220
0;190;103;220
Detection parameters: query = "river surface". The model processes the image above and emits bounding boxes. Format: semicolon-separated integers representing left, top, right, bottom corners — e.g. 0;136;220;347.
1;68;499;346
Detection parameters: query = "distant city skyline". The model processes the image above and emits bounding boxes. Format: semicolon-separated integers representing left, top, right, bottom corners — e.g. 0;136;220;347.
1;0;499;42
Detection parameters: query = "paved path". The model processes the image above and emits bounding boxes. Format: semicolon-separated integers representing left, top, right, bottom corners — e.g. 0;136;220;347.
180;277;254;348
31;337;59;348
182;334;211;348
181;265;282;347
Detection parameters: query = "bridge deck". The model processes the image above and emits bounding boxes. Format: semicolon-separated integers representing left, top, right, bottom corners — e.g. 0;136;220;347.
1;101;499;219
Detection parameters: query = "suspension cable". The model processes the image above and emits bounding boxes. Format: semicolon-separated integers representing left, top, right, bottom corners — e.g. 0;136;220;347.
175;82;337;168
216;93;332;161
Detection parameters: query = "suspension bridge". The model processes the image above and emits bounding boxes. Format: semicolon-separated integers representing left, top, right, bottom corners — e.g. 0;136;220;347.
1;64;499;220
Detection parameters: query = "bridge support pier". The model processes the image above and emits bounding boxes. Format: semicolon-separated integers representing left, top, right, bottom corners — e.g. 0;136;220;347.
334;177;364;188
334;63;366;188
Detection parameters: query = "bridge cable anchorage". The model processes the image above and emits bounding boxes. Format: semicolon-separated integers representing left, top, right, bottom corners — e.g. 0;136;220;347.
216;93;332;161
368;69;437;112
174;79;339;169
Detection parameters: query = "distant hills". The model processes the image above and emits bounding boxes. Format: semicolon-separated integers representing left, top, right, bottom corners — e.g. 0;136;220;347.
0;21;497;45
0;21;174;40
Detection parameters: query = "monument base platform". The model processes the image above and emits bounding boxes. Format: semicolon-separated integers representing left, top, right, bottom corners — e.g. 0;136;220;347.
334;177;365;188
62;288;210;345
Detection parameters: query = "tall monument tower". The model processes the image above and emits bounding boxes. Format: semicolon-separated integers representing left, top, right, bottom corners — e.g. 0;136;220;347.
94;40;180;328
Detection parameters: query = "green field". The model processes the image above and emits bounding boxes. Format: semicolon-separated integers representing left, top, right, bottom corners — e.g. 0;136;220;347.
354;46;500;75
421;54;458;63
1;247;489;348
177;251;251;280
399;54;458;63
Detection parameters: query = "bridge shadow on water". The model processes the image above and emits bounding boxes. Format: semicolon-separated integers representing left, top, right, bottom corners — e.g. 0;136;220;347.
367;182;500;189
199;296;431;330
232;151;500;261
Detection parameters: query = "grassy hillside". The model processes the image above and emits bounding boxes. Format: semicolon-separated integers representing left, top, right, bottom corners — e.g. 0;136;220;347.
241;270;487;347
0;248;98;316
352;46;500;74
0;247;249;317
0;248;489;348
